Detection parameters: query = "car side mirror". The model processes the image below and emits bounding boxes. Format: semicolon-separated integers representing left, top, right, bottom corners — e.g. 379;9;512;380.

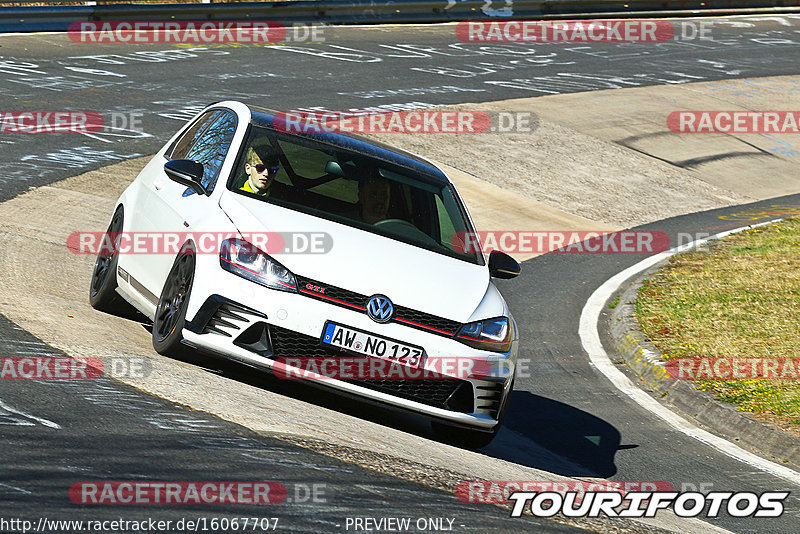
164;159;207;196
488;250;520;279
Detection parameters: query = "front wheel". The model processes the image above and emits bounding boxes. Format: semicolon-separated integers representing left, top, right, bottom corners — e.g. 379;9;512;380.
152;248;195;356
89;207;125;313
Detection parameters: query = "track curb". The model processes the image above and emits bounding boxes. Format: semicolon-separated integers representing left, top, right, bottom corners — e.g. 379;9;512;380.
607;256;800;471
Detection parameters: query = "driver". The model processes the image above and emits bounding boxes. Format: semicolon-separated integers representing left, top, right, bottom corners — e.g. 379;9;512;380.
241;146;280;196
358;174;391;224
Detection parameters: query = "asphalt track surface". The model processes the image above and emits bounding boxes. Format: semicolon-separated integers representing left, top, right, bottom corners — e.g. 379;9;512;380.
2;17;800;201
0;315;544;533
1;17;800;534
495;193;800;534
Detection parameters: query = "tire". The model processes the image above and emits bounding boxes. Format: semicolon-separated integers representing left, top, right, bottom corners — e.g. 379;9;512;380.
152;247;195;357
431;376;515;449
89;207;125;313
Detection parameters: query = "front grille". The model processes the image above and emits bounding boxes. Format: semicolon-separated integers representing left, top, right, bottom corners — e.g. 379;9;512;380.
296;276;462;337
267;324;471;412
269;324;331;358
348;378;468;411
393;305;461;335
297;277;367;310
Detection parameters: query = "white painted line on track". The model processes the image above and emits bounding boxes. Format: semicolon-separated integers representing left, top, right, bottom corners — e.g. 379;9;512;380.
0;398;60;429
0;482;32;494
579;219;800;486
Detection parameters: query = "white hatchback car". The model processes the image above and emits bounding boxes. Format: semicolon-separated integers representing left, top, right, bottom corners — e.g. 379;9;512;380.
89;101;520;447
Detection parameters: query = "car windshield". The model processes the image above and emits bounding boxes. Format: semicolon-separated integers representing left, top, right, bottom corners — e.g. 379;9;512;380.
228;126;483;265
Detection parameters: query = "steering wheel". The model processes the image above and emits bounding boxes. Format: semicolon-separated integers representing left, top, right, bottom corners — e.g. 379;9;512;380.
373;218;439;246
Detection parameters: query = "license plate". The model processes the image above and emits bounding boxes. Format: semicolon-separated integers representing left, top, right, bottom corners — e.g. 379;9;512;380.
321;322;425;367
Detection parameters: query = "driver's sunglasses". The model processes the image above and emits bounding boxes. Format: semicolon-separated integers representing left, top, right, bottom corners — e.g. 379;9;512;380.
254;163;279;174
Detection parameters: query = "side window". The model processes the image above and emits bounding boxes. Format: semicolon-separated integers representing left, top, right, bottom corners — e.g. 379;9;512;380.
167;111;217;160
167;109;238;194
277;139;329;180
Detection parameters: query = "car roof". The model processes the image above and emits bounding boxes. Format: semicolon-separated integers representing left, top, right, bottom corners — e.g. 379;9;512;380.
247;105;451;186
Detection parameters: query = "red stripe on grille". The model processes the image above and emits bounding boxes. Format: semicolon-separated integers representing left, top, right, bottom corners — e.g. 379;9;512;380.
395;317;454;336
299;288;366;310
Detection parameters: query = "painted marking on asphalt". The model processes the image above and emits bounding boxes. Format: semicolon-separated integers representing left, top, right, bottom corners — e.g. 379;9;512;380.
0;482;32;495
0;398;60;429
579;218;800;486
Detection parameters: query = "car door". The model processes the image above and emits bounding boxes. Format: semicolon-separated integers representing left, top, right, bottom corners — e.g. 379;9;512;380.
137;109;239;299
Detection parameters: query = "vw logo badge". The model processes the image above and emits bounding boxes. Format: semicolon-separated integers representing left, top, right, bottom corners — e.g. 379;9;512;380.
366;295;394;323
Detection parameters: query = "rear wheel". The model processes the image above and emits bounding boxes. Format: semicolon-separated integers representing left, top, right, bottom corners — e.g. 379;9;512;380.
89;207;125;313
152;248;195;357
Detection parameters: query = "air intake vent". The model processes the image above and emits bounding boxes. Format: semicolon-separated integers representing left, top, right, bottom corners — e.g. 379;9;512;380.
185;295;268;337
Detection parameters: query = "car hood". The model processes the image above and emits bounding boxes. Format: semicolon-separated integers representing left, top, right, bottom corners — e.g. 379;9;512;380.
219;191;492;323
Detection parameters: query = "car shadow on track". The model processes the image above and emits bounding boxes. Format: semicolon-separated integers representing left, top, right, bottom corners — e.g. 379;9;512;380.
488;391;628;478
138;324;628;478
150;334;437;435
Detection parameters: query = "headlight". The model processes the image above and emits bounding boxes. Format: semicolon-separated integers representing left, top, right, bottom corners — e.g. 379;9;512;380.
219;238;297;292
456;316;513;353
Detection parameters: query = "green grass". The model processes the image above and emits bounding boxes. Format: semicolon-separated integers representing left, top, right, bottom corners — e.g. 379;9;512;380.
636;219;800;436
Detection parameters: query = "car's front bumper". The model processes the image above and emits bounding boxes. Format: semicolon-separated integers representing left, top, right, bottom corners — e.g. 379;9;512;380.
181;270;517;430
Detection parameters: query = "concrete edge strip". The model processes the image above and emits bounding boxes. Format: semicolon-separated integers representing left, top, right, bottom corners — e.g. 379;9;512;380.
578;219;800;487
608;259;800;469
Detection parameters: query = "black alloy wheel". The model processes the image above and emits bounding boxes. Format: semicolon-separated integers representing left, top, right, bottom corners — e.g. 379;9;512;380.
152;248;195;356
89;207;125;312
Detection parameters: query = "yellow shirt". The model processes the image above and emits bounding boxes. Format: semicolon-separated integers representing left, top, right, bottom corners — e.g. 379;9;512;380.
241;180;270;196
